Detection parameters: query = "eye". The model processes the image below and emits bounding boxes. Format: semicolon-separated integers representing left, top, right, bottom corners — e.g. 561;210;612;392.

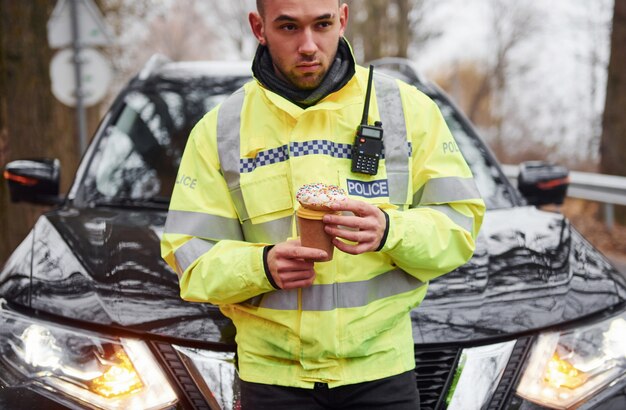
280;23;298;31
317;21;333;29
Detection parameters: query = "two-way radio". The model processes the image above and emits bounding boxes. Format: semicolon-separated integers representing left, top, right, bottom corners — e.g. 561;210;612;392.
351;65;383;175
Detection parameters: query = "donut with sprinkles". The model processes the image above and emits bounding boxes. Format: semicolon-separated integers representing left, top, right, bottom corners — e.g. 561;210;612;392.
296;183;348;211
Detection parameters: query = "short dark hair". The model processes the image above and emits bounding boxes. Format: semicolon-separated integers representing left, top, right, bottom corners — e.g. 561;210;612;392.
256;0;341;17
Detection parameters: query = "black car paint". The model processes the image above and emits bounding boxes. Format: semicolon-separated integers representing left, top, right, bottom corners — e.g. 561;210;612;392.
1;203;624;349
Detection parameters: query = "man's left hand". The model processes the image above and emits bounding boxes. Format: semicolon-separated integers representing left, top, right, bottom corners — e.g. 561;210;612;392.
322;198;387;255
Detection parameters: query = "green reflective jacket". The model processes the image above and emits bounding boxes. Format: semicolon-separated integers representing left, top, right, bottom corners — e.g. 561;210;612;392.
161;64;485;388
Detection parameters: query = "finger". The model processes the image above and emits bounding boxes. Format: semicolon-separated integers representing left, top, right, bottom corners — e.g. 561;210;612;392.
332;237;374;255
277;246;328;261
279;270;316;283
330;198;375;215
325;225;374;243
323;214;364;228
277;259;315;272
324;215;379;234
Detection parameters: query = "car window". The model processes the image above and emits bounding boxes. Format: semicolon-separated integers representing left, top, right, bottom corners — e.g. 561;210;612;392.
435;98;515;210
80;77;247;204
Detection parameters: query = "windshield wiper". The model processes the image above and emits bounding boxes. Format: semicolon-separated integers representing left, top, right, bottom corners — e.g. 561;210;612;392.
92;196;170;210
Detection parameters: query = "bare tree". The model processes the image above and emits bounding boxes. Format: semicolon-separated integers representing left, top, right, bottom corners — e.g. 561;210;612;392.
202;0;257;59
134;0;217;62
600;0;626;223
97;0;220;104
581;1;610;160
344;0;438;63
97;0;153;81
452;0;539;161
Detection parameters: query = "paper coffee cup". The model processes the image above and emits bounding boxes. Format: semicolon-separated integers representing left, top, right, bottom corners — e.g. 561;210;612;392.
296;206;338;261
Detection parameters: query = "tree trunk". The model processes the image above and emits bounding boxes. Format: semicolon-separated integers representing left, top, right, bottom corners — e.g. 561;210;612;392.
362;0;387;62
344;0;433;63
395;0;411;58
600;1;626;223
0;1;100;264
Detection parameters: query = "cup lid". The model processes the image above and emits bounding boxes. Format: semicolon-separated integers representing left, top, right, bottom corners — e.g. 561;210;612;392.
296;206;337;220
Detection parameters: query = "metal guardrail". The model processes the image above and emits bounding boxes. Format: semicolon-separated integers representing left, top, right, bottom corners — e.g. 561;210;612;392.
502;164;626;229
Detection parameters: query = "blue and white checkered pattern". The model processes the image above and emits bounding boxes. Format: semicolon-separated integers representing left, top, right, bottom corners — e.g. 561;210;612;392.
238;140;413;173
240;144;289;173
290;140;352;159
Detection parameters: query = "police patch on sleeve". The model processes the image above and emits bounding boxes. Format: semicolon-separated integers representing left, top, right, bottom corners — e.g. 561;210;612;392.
346;179;389;198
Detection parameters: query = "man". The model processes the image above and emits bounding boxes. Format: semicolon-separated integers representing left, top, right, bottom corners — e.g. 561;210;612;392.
161;0;485;408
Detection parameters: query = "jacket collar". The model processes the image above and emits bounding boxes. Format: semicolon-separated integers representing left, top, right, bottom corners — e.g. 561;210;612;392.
254;65;367;120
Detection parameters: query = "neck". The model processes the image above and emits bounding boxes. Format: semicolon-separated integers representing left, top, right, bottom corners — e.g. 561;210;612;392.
252;37;356;108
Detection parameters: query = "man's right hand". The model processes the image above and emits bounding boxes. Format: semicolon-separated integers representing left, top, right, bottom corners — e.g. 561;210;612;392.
266;240;328;289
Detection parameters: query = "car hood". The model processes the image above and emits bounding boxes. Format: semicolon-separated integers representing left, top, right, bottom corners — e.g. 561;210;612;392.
2;205;625;346
412;206;626;343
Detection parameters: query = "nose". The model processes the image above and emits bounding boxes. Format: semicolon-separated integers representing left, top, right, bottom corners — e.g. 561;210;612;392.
298;28;318;55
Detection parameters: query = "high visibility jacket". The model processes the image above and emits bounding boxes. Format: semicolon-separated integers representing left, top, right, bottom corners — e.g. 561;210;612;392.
161;65;485;388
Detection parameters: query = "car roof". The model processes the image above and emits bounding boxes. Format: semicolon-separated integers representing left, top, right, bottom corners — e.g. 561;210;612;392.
137;55;252;81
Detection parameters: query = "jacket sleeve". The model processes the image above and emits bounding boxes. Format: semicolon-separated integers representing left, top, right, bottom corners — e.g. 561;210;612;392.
379;85;486;283
160;107;276;305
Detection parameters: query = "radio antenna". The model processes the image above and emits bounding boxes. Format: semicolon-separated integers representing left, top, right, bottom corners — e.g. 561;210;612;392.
361;65;374;126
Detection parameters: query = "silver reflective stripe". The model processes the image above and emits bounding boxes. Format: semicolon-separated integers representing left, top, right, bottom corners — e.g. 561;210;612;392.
416;204;474;233
216;88;249;220
165;210;243;240
174;238;216;274
242;215;293;244
414;176;481;205
216;87;244;187
251;288;299;310
388;172;409;204
230;186;249;221
251;268;424;311
374;73;410;205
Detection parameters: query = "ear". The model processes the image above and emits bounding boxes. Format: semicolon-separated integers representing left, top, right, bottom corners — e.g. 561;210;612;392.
249;12;266;45
338;3;348;37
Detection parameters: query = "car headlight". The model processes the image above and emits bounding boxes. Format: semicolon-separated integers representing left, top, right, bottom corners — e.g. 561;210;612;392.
517;310;626;409
0;302;177;409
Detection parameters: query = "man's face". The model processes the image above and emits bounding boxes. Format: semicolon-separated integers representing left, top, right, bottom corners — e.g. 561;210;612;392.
249;0;348;90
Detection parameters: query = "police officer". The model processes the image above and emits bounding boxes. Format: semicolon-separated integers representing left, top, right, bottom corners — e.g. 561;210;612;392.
161;0;485;408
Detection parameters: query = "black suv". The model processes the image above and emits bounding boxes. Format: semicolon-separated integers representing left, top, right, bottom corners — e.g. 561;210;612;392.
2;56;626;410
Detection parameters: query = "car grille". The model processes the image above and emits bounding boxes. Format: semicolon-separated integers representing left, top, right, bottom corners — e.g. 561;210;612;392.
414;337;533;410
414;346;461;409
151;341;213;410
487;337;533;409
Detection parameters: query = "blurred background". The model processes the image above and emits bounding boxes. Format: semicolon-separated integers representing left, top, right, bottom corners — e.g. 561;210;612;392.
0;0;624;265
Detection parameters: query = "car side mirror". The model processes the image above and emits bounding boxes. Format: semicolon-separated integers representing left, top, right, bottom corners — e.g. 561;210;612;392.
3;158;63;205
517;161;569;206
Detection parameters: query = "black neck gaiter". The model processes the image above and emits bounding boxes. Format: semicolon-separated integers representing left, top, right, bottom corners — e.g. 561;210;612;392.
252;37;356;108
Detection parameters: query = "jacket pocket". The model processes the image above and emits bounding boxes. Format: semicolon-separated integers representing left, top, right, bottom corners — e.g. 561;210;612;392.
231;174;294;244
240;174;293;220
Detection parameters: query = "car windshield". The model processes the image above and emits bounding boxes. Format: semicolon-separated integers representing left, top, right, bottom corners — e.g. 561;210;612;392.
79;75;248;206
78;73;514;210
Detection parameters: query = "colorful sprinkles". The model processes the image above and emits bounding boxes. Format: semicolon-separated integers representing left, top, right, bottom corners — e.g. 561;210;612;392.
296;183;347;208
